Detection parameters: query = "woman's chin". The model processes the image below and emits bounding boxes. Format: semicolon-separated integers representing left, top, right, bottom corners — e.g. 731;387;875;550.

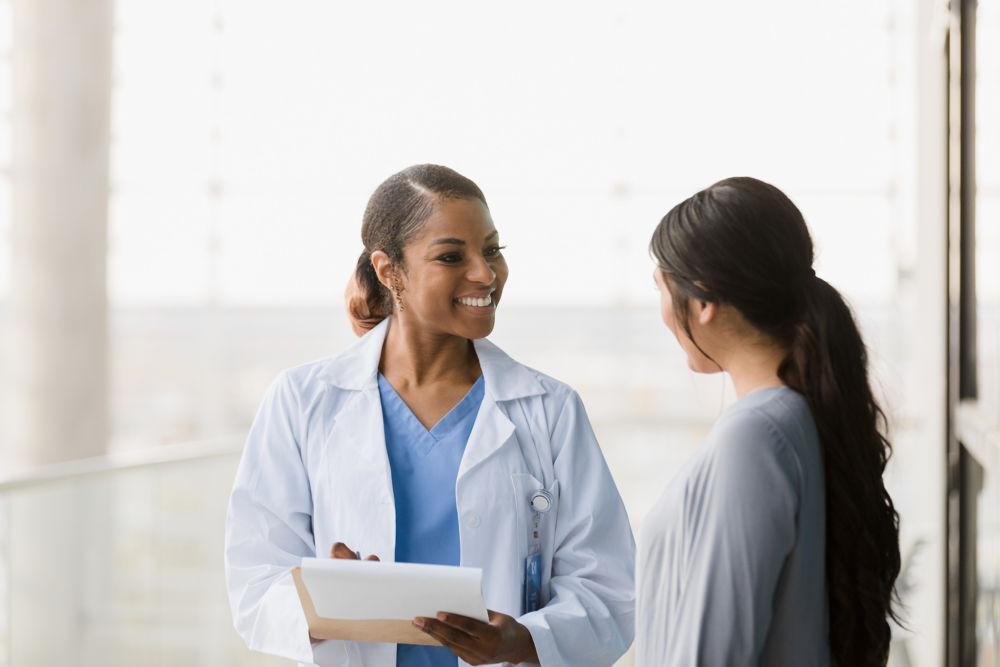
685;356;719;374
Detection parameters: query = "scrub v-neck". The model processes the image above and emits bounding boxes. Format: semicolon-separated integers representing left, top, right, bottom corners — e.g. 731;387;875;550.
378;373;484;454
377;372;485;565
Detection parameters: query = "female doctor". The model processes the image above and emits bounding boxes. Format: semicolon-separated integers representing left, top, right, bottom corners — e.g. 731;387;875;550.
224;164;635;667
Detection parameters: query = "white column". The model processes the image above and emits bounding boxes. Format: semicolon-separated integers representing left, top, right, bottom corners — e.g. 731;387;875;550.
898;0;949;664
5;0;113;471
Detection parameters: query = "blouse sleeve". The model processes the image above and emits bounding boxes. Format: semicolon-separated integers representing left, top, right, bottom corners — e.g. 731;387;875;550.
664;410;801;665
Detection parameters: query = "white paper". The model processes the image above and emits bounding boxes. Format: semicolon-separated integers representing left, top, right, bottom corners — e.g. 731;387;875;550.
300;557;489;623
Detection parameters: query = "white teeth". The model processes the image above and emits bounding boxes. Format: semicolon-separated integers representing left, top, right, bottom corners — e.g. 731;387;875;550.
458;295;492;307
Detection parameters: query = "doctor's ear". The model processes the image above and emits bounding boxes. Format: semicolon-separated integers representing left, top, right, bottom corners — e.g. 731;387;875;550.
370;250;395;290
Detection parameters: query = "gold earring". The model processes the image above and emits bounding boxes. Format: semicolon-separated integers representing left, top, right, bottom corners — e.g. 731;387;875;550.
391;274;405;312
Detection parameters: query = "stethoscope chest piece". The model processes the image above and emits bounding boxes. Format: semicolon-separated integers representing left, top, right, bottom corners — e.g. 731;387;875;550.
530;490;553;513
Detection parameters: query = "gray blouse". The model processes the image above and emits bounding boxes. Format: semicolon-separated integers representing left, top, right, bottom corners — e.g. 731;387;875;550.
636;386;831;666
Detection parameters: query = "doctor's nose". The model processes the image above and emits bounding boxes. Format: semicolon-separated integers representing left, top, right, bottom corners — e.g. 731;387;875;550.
468;256;496;285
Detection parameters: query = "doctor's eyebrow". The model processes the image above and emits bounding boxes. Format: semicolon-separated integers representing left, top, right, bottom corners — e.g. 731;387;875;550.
428;231;499;247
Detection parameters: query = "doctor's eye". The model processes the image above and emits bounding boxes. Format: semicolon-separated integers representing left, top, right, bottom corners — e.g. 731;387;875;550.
483;245;506;258
436;252;464;264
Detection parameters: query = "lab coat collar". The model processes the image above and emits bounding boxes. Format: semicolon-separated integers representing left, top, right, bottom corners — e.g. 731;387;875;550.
317;316;546;401
316;318;388;391
472;336;546;402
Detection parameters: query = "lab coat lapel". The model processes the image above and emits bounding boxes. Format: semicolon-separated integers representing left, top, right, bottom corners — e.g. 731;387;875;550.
318;318;389;465
458;338;546;478
324;384;396;559
459;398;516;478
329;385;389;480
317;319;395;558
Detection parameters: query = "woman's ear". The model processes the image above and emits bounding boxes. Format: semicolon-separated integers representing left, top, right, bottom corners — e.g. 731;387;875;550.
370;250;394;289
695;299;717;326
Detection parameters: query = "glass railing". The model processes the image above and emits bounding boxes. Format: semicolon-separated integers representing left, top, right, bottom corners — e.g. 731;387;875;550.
0;440;285;667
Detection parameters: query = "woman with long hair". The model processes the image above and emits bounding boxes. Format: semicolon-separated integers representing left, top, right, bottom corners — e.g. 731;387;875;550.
225;164;635;667
637;177;900;666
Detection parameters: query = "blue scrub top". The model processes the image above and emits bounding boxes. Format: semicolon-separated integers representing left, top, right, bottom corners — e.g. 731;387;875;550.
378;373;485;667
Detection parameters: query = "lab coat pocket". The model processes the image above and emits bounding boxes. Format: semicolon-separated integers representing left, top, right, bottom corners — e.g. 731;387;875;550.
510;472;559;611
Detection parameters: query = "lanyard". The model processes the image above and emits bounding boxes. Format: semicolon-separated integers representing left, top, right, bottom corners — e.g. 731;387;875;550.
524;489;553;613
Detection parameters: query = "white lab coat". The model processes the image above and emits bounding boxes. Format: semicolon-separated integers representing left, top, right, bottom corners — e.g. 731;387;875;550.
225;318;635;667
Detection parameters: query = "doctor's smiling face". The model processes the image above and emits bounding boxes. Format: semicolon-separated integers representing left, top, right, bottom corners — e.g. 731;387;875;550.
391;196;508;340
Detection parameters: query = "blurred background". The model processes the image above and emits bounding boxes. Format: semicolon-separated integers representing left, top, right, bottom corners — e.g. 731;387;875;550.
0;0;996;665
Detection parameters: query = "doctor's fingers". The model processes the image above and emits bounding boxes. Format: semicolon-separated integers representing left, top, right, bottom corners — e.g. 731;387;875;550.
435;612;491;638
329;542;380;560
330;542;358;559
413;617;498;663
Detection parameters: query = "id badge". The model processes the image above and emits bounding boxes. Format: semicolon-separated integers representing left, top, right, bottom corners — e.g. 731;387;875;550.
523;552;542;613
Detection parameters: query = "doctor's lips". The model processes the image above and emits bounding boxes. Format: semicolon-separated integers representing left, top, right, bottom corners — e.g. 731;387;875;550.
456;288;496;308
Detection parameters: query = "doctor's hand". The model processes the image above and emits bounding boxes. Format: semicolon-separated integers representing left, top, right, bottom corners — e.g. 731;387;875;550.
330;541;380;561
413;610;539;665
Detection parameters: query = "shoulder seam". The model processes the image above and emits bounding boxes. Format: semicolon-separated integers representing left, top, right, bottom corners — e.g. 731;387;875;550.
744;402;807;501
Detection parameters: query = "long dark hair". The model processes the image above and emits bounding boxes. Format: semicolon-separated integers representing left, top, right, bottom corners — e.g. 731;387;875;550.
650;177;901;666
348;164;487;332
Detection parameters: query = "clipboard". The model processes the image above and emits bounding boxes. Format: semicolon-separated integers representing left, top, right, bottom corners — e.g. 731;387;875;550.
291;558;489;646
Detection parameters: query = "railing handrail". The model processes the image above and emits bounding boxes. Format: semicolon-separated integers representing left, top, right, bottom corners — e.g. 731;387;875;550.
0;436;245;492
955;399;1000;465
